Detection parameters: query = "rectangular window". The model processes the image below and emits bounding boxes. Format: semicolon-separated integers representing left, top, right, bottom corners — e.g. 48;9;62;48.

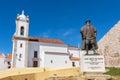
51;60;53;63
34;51;38;58
72;62;75;67
20;43;22;48
20;54;22;58
8;62;10;65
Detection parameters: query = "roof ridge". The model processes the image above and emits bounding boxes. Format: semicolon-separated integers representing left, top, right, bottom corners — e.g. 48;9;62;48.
29;36;62;40
28;36;65;44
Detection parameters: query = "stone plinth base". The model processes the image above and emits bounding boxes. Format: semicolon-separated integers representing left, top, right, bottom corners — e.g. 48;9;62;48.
80;52;111;80
84;72;111;80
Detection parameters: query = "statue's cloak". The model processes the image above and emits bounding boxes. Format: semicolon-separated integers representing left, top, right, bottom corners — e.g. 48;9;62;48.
80;25;98;50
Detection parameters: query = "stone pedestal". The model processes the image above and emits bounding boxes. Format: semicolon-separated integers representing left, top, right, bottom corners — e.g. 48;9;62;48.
80;51;111;80
81;55;105;72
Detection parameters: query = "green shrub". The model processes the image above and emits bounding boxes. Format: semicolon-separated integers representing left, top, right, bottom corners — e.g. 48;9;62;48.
105;67;120;76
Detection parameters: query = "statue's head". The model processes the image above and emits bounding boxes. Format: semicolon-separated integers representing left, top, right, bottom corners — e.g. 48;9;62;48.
85;20;91;26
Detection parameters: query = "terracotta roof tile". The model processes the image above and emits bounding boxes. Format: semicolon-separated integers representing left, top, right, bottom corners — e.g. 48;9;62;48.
6;54;12;59
68;46;80;50
13;36;65;45
68;46;77;48
29;36;65;44
70;56;80;60
0;53;4;57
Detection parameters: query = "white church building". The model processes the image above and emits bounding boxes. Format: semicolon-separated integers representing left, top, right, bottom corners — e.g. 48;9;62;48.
11;11;80;68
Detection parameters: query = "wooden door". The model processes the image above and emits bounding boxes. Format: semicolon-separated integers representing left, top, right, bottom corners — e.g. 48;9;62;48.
33;61;38;67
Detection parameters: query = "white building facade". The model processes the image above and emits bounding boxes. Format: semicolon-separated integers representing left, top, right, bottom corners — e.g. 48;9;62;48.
0;53;12;70
11;11;80;68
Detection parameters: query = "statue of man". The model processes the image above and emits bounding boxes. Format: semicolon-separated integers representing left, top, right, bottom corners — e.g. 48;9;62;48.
80;20;98;55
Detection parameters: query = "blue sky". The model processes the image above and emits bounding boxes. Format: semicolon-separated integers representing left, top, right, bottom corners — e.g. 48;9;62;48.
0;0;120;55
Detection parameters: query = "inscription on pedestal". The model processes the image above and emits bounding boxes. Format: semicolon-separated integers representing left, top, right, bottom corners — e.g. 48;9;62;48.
81;55;105;72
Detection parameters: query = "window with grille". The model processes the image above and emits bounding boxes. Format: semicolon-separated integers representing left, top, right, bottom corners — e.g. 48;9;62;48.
34;51;38;58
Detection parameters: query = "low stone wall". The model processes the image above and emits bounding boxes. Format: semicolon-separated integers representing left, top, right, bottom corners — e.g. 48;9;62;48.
0;67;82;80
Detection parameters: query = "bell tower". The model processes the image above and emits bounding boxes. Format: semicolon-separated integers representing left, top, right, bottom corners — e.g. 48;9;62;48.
12;10;29;68
14;10;29;37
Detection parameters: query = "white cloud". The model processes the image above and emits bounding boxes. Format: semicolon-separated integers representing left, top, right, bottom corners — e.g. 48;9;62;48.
42;32;49;37
40;31;50;38
40;28;76;38
63;29;75;36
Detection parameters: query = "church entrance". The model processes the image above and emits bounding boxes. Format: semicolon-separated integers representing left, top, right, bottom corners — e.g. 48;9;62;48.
33;61;38;67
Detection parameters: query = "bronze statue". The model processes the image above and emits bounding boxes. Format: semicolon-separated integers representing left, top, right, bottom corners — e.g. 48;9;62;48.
80;20;98;55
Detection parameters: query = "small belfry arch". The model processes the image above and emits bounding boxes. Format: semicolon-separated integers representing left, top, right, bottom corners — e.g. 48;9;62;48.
20;26;24;35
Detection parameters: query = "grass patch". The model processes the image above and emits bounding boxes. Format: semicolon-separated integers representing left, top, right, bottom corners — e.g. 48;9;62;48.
105;67;120;76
